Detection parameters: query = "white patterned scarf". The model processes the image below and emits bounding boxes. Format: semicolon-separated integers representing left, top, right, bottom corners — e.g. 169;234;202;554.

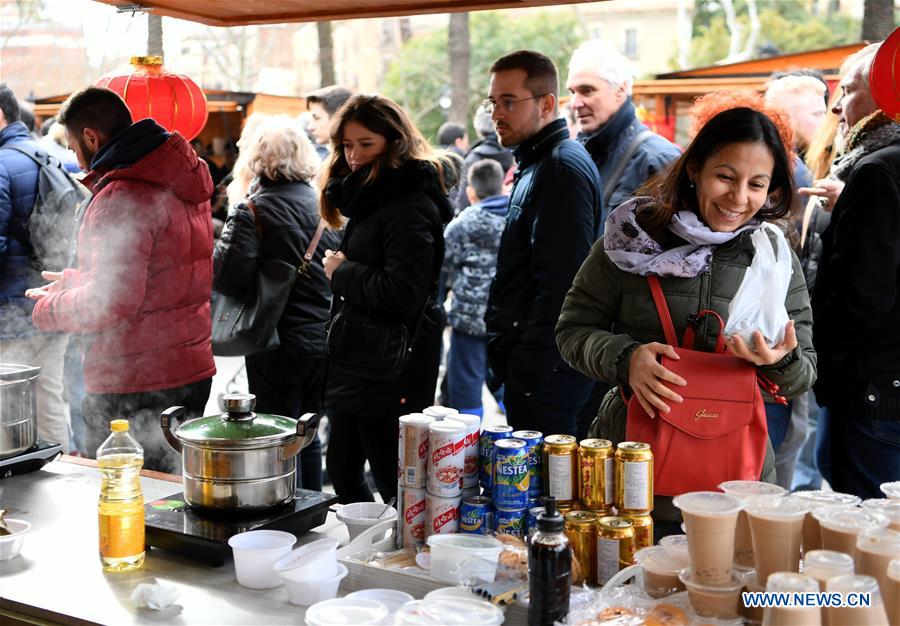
604;197;759;277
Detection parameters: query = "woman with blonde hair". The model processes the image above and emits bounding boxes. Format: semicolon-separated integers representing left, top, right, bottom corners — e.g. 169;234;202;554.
213;115;340;491
320;94;457;504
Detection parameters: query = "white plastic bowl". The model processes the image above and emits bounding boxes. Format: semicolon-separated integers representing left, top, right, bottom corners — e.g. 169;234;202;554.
228;529;296;589
426;533;504;583
305;597;389;626
274;537;339;581
423;586;478;602
0;519;30;560
336;502;398;541
347;588;415;613
421;597;505;625
282;562;348;606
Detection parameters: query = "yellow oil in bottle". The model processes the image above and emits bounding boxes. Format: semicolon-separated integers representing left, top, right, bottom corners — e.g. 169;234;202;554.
97;420;145;572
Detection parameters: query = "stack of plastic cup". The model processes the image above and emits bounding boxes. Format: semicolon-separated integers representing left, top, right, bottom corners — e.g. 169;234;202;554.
803;549;854;591
825;574;889;626
792;490;860;554
744;495;809;584
812;507;889;567
762;572;822;626
719;480;786;570
856;527;900;597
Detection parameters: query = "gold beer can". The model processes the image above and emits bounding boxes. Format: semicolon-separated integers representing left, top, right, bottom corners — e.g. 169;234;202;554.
564;510;597;585
557;502;580;517
578;438;614;510
582;506;613;518
543;435;578;505
596;516;636;585
620;512;654;551
614;442;653;514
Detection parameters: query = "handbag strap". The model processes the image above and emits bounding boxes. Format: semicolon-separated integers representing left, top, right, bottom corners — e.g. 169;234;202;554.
304;219;328;263
647;275;679;346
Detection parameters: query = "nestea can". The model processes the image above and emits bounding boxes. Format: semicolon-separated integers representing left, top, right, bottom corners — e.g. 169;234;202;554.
494;507;526;537
512;430;543;504
459;496;494;534
492;438;530;510
479;425;512;491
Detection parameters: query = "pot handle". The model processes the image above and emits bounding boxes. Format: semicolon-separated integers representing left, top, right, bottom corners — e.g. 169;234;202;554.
161;406;186;453
279;411;321;461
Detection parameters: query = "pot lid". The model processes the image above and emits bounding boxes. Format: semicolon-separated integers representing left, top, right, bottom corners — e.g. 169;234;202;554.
175;393;297;446
0;363;42;382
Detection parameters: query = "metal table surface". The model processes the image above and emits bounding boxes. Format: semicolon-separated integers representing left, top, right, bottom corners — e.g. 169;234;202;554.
0;457;347;625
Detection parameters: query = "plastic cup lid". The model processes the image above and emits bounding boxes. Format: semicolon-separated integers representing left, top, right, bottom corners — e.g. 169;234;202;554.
305;598;390;626
826;574;882;597
445;413;481;428
803;549;855;576
890;559;900;579
634;546;689;572
678;567;743;592
673;491;743;516
792;490;860;508
423;406;459;419
421;597;504;625
400;413;435;425
881;481;900;500
857;527;900;554
429;420;465;434
719;480;787;500
346;589;415;613
743;494;809;519
765;572;819;593
861;498;900;523
812;506;889;531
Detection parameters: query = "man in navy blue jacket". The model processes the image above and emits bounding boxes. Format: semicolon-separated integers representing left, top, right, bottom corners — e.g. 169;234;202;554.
484;50;603;436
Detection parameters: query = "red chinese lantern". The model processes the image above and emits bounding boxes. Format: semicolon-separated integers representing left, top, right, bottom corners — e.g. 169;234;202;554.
95;56;208;140
870;27;900;122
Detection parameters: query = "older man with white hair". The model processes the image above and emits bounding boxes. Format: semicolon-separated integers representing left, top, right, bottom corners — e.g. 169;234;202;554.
566;40;680;223
812;41;900;499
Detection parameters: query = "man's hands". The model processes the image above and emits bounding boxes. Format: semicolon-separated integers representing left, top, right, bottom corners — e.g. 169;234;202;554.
25;271;63;301
798;179;845;212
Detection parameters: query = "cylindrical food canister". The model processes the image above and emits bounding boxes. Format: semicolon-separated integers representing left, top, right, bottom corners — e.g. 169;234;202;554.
615;442;653;514
527;506;545;539
462;485;481;500
427;421;466;497
494;507;527;537
492;438;530;511
445;413;481;488
459;496;494;535
422;406;458;421
565;510;598;585
620;512;654;552
479;425;513;491
597;516;636;585
397;484;427;548
543;435;578;505
578;438;614;511
398;413;435;489
425;492;462;537
512;430;543;505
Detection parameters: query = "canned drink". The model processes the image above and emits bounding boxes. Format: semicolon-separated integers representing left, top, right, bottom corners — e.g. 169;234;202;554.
596;516;636;585
582;506;614;518
398;413;435;488
425;492;462;537
492;439;530;511
578;438;614;510
445;413;481;488
620;512;653;551
397;484;427;548
512;430;543;504
565;511;598;585
462;485;481;500
427;421;466;497
557;502;580;517
494;507;527;537
543;435;578;504
479;426;513;491
422;406;459;421
526;506;545;539
459;496;494;535
615;442;654;514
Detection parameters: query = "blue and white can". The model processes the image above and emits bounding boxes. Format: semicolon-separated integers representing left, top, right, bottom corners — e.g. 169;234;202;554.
459;496;494;535
479;425;513;491
494;507;527;537
526;506;545;539
492;438;530;511
512;430;543;504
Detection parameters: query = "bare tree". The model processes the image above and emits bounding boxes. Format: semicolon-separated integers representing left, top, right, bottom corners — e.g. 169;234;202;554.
862;0;894;41
317;21;335;87
147;14;163;57
448;12;470;126
1;0;45;49
398;17;413;44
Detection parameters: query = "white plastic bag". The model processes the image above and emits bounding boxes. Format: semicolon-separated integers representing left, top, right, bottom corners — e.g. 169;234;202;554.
723;223;792;348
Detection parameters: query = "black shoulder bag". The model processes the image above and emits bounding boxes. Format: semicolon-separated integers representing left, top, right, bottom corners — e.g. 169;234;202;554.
212;199;328;356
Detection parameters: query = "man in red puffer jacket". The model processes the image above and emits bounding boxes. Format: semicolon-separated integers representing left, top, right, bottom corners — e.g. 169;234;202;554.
27;87;215;472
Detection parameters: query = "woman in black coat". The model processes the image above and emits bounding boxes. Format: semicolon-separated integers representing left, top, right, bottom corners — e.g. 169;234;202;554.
320;95;456;504
213;115;340;491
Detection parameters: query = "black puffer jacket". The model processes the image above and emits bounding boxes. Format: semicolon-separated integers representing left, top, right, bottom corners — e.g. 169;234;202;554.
213;177;341;355
324;160;453;414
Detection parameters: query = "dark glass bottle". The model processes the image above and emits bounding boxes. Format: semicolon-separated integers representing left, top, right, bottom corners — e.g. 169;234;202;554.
528;497;571;626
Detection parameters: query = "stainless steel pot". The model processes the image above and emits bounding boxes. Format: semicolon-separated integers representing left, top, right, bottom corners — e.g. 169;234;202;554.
160;393;320;512
0;364;41;460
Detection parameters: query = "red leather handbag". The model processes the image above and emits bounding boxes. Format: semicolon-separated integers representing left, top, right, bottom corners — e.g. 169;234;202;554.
624;276;778;496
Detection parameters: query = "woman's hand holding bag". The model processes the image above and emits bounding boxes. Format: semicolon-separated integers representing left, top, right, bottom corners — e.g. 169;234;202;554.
627;343;687;417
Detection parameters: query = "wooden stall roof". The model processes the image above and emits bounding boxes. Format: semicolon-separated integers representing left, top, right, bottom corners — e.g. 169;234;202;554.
93;0;604;25
32;90;284;118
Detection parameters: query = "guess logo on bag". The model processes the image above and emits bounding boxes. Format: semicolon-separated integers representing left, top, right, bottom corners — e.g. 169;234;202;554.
433;508;458;532
694;409;720;421
405;499;426;523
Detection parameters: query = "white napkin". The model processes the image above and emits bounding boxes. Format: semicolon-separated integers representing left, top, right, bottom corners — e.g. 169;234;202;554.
131;582;179;610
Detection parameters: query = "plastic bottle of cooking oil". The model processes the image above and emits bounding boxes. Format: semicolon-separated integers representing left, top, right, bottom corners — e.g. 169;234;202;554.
97;419;145;572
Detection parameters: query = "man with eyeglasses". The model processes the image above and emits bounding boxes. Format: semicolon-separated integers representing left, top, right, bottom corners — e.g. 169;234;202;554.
484;50;602;437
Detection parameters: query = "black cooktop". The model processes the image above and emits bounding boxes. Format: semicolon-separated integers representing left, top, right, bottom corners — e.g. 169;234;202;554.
145;489;339;566
0;440;64;478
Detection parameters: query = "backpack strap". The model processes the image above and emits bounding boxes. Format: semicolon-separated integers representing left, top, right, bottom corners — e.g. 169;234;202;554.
602;129;653;207
647;275;679;346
